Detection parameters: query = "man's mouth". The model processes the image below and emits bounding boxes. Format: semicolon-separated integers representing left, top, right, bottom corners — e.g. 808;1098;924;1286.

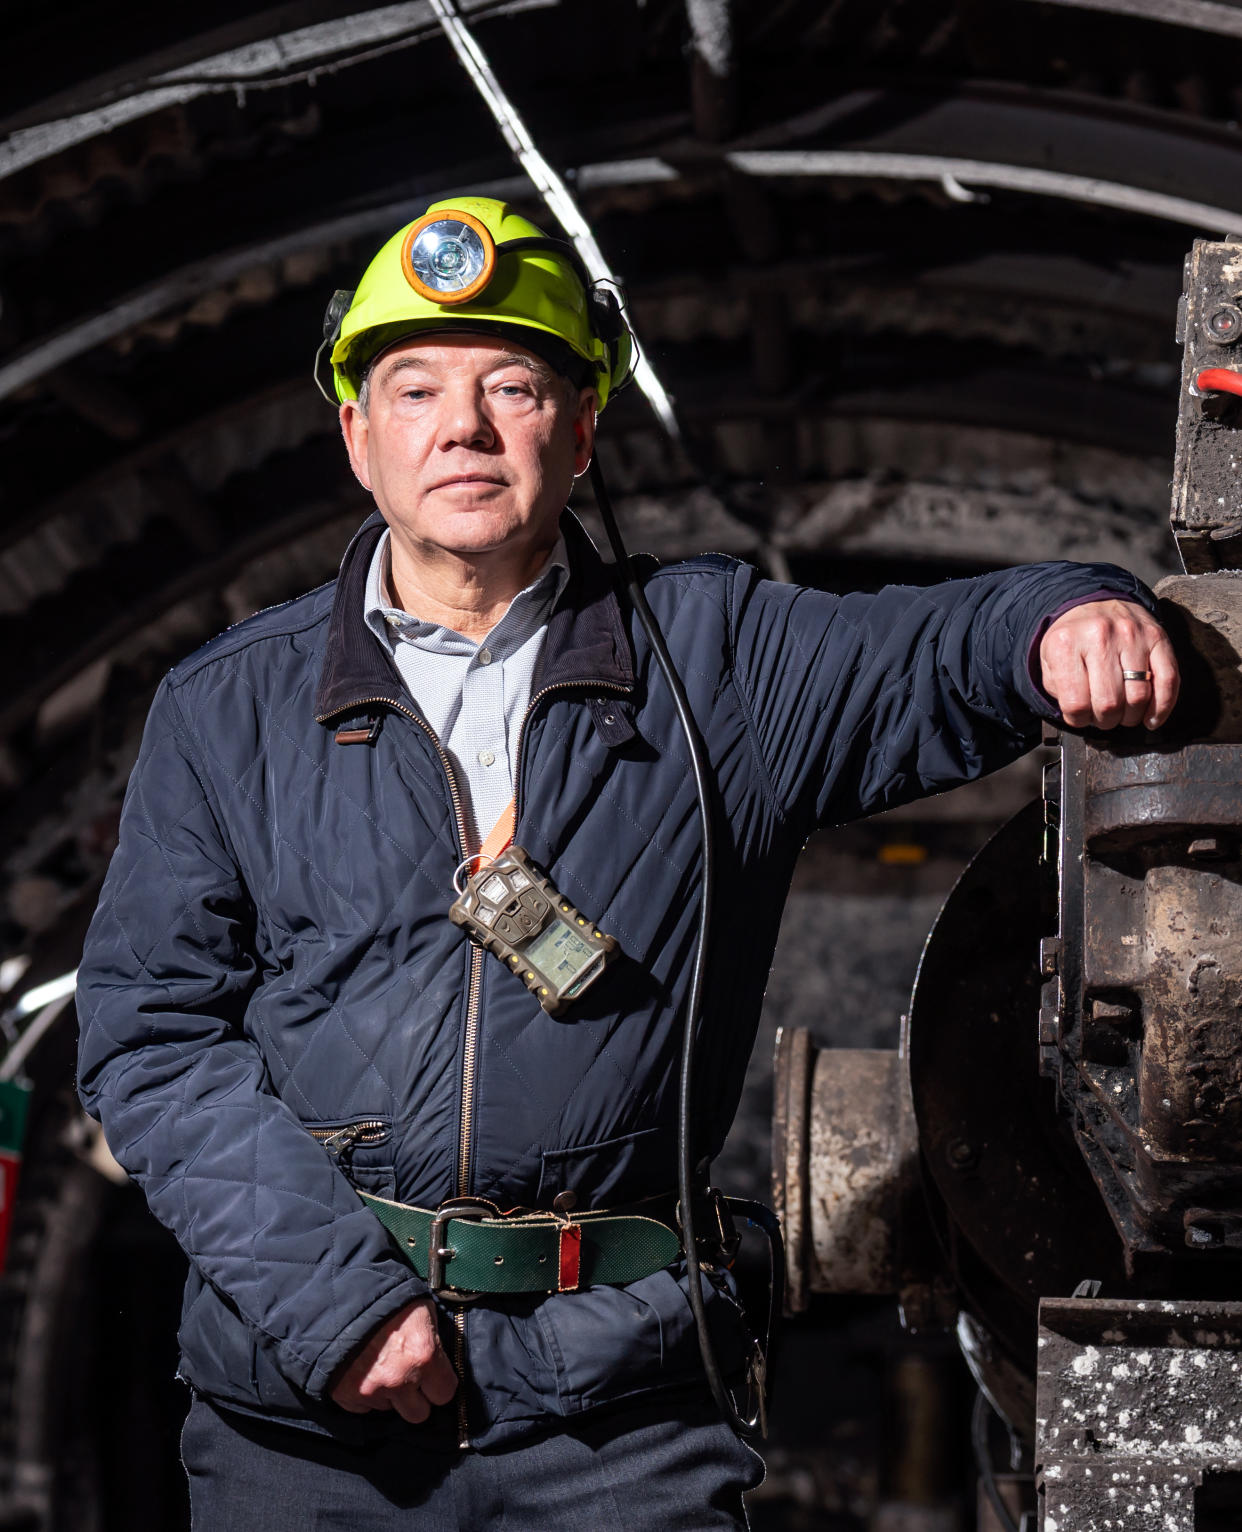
430;475;507;491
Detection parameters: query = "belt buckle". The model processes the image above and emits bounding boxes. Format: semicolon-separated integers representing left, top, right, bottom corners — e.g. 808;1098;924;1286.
428;1197;496;1301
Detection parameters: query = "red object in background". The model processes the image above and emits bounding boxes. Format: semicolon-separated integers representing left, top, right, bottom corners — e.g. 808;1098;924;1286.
0;1151;20;1274
0;1079;31;1274
1196;368;1242;399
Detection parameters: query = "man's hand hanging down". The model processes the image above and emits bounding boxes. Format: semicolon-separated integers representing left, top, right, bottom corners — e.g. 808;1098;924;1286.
1039;598;1180;732
330;1297;458;1424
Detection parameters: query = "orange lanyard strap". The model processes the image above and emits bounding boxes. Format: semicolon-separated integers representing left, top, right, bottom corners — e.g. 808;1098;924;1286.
468;797;517;877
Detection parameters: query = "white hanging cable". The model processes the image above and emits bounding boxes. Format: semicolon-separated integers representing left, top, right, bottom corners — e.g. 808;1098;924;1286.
427;0;681;443
13;968;77;1020
429;3;783;1438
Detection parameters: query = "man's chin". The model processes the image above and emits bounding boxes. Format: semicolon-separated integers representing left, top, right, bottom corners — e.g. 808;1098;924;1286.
414;509;533;558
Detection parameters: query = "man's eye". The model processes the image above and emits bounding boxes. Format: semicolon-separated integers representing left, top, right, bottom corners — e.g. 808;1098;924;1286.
402;388;430;401
496;382;530;396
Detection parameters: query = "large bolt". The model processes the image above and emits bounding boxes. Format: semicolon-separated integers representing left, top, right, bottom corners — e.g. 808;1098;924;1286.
1084;996;1134;1065
1090;998;1134;1024
1083;1004;1132;1065
1205;303;1242;345
1189;835;1236;860
946;1138;977;1171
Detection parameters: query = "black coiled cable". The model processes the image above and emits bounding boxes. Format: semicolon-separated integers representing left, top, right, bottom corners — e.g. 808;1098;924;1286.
589;458;762;1436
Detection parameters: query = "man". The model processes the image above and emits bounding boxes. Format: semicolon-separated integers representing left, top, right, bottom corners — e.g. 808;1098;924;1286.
77;197;1177;1530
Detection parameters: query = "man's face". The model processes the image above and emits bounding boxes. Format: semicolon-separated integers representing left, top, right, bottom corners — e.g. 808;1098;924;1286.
338;332;596;562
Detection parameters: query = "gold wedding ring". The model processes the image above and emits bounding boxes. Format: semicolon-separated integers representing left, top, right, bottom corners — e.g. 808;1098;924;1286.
1122;669;1154;682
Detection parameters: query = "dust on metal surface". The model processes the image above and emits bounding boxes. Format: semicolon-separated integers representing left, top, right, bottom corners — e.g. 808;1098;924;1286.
805;1048;908;1295
1037;1296;1242;1530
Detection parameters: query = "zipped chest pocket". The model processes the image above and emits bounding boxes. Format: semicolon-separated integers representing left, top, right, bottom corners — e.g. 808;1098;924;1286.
304;1116;395;1197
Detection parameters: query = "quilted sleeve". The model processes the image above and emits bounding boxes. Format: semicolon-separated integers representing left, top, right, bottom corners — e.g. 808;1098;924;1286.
76;677;426;1400
728;558;1156;833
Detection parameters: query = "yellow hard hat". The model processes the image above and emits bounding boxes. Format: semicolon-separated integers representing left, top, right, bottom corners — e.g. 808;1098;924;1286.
317;197;633;410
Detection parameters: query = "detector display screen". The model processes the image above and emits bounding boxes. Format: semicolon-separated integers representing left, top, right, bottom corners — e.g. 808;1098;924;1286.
527;921;600;987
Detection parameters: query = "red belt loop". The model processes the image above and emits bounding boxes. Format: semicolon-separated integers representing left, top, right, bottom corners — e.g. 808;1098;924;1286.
557;1223;583;1292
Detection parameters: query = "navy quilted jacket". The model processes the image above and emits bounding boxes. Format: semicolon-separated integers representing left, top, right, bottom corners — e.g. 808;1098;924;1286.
76;511;1152;1447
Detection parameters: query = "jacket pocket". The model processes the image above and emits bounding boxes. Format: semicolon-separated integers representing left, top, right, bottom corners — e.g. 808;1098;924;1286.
303;1115;395;1198
536;1123;675;1207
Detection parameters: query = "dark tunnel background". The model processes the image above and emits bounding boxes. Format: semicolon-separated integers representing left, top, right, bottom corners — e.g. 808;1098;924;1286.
0;0;1236;1526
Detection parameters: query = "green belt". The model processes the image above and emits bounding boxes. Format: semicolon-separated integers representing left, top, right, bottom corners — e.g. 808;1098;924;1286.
359;1192;684;1297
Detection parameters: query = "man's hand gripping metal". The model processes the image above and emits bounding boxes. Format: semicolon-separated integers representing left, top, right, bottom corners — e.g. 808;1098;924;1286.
1039;599;1179;732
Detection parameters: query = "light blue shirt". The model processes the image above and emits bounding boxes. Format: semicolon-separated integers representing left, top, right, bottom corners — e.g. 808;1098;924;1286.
363;528;570;857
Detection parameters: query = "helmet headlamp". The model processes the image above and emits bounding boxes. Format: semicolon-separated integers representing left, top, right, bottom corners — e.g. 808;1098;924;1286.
323;197;634;409
401;210;496;305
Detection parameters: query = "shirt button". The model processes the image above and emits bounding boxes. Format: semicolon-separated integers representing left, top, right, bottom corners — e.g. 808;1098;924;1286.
478;648;493;666
478;749;496;767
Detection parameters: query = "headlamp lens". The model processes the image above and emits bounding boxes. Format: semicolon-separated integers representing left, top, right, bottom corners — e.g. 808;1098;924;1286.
408;220;488;296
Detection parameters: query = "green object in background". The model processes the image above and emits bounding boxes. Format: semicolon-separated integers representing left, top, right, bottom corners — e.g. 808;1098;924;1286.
0;1077;31;1156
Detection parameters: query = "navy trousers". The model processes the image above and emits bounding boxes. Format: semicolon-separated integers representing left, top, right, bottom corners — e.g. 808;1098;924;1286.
181;1392;764;1530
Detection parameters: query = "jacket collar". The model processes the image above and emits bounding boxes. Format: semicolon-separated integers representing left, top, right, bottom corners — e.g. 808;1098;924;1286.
314;509;635;725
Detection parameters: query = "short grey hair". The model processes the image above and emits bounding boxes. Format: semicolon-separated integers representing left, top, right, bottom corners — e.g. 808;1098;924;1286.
356;361;376;415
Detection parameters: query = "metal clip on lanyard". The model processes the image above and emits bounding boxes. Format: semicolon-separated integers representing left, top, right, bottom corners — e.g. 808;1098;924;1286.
462;798;517;881
450;801;619;1016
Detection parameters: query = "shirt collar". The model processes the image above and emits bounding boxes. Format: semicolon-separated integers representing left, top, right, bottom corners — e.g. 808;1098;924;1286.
363;527;570;656
316;510;635;727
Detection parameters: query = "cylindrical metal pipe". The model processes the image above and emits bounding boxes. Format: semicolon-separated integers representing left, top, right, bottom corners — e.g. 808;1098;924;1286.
772;1029;916;1308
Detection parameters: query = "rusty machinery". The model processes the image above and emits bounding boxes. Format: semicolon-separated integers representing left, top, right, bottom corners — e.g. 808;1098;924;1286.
773;237;1242;1532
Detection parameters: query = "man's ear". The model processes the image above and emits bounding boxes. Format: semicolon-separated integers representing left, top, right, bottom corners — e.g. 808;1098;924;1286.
339;400;372;491
572;390;598;477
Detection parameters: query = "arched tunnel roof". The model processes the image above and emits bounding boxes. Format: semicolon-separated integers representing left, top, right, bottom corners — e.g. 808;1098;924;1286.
0;0;1238;974
3;9;1242;1525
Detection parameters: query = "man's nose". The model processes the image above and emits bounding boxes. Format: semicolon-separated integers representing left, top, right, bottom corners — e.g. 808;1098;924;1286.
438;386;495;450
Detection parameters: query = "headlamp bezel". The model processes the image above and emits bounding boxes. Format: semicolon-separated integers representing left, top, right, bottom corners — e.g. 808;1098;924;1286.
400;209;497;306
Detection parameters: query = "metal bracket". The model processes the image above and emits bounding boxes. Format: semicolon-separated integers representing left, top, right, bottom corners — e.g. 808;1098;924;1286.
1172;238;1242;571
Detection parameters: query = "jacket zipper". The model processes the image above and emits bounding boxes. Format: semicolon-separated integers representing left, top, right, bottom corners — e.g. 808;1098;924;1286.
306;1119;389;1175
307;1120;389;1144
320;678;629;1447
451;677;624;1445
321;693;483;1447
451;950;484;1448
